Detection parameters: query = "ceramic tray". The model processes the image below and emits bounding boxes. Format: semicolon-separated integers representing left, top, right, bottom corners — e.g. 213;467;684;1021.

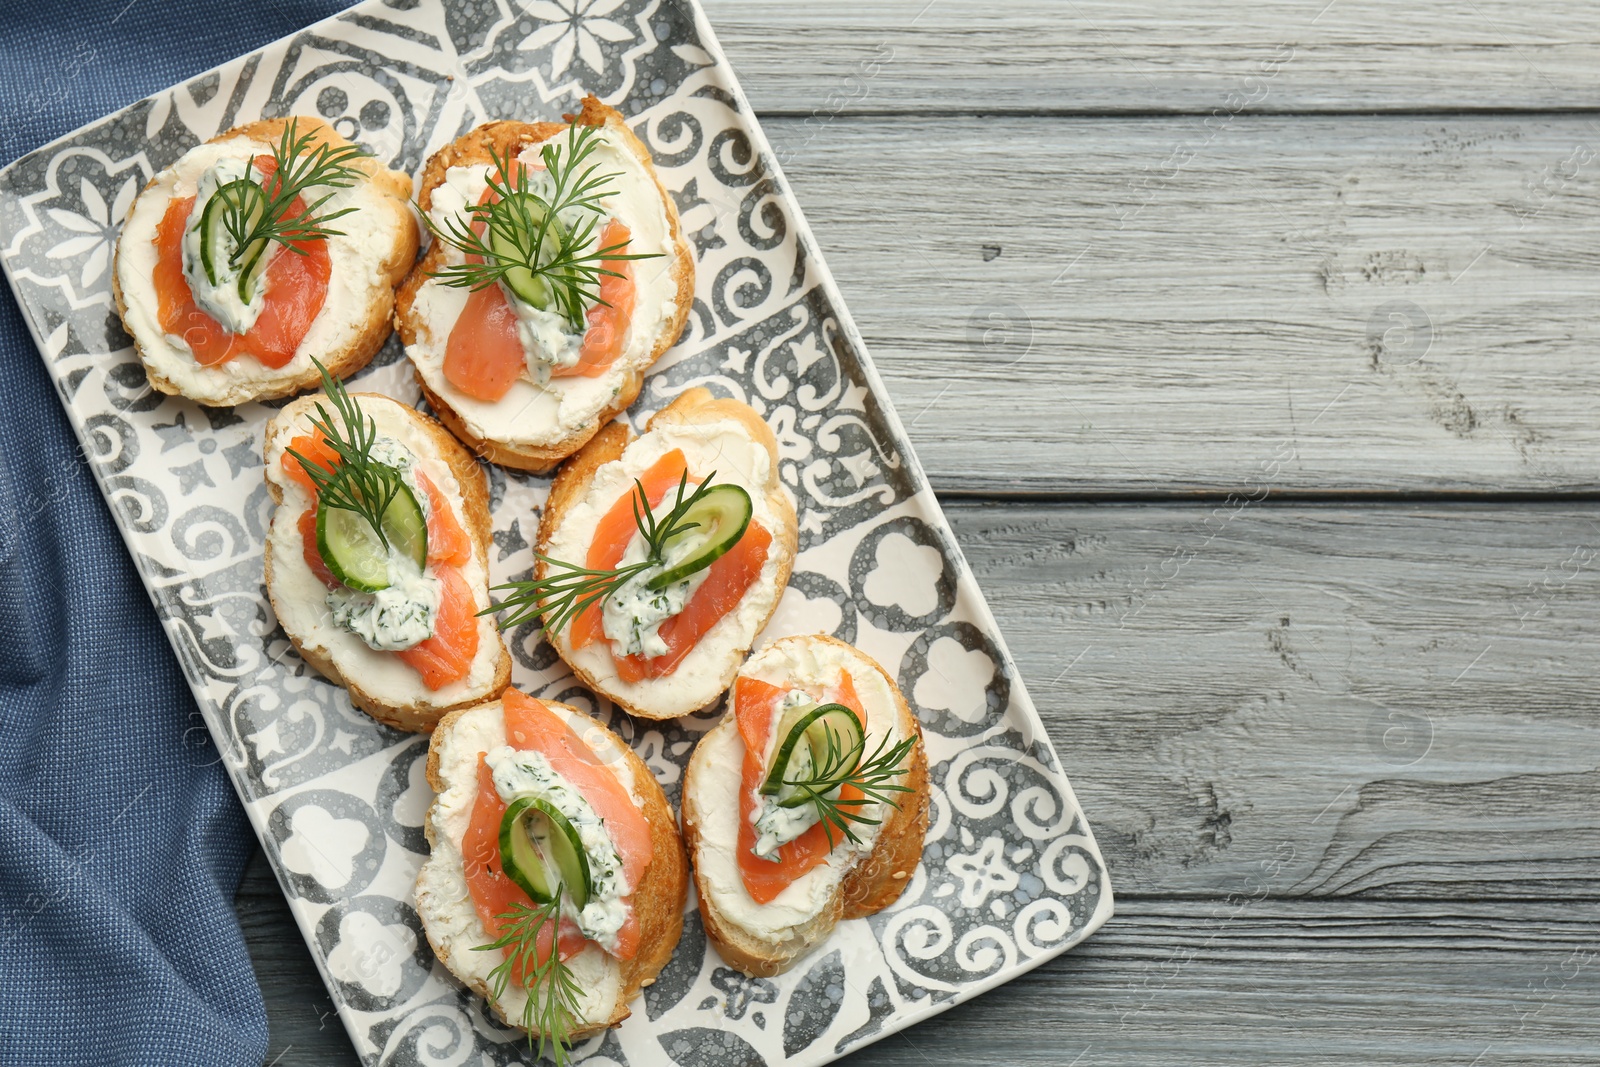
0;1;1113;1062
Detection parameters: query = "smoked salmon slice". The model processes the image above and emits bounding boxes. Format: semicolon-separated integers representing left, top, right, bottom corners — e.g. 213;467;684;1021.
565;446;771;680
565;219;636;378
570;449;689;649
463;757;587;980
442;284;526;402
152;156;329;369
282;430;339;495
415;471;472;567
283;434;472;569
298;509;340;589
442;186;525;402
611;522;771;683
735;672;866;904
285;437;479;690
394;565;479;690
501;688;652;961
441;197;639;400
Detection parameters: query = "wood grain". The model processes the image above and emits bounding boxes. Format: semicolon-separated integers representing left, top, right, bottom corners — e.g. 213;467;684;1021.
705;0;1600;115
761;114;1600;493
239;853;1600;1066
952;501;1600;898
238;851;360;1067
849;899;1600;1067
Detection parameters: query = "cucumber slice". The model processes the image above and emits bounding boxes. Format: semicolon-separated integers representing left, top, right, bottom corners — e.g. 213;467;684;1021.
804;703;866;765
314;477;428;593
540;803;593;910
758;699;819;799
758;702;863;799
499;796;593;910
490;192;565;311
381;483;429;574
198;178;269;294
234;236;270;307
499;797;558;905
645;484;753;591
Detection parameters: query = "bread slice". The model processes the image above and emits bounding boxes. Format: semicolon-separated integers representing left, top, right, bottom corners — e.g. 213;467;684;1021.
416;693;688;1039
262;392;511;732
536;388;798;720
396;96;694;472
680;635;930;977
112;118;418;407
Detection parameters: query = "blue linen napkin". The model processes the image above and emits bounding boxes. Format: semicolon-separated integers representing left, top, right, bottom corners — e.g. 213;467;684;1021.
0;2;353;1063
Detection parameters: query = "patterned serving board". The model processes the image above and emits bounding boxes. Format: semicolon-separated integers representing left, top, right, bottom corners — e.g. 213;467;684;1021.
0;1;1113;1063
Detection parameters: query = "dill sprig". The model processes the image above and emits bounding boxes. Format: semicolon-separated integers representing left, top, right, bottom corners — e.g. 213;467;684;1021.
220;118;365;271
475;898;583;1063
776;720;918;850
284;359;407;551
483;471;720;636
424;122;661;329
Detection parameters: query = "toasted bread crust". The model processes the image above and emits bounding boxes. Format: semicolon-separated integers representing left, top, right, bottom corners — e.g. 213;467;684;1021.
396;97;694;471
419;697;688;1038
680;635;930;977
263;394;511;732
536;388;799;720
112;118;419;407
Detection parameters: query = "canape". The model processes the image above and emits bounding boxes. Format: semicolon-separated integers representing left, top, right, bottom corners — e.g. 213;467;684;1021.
397;97;693;471
114;118;418;406
417;687;687;1050
681;635;928;976
489;388;797;720
263;366;510;731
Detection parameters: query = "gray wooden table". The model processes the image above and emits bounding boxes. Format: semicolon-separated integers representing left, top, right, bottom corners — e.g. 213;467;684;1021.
235;2;1600;1063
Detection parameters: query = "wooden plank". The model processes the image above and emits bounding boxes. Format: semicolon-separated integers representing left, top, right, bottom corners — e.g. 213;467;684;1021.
949;501;1600;898
837;899;1600;1066
238;854;1600;1065
237;850;361;1067
761;114;1600;493
705;0;1600;115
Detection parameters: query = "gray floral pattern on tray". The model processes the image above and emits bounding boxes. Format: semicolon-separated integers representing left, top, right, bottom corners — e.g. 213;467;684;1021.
0;1;1113;1064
